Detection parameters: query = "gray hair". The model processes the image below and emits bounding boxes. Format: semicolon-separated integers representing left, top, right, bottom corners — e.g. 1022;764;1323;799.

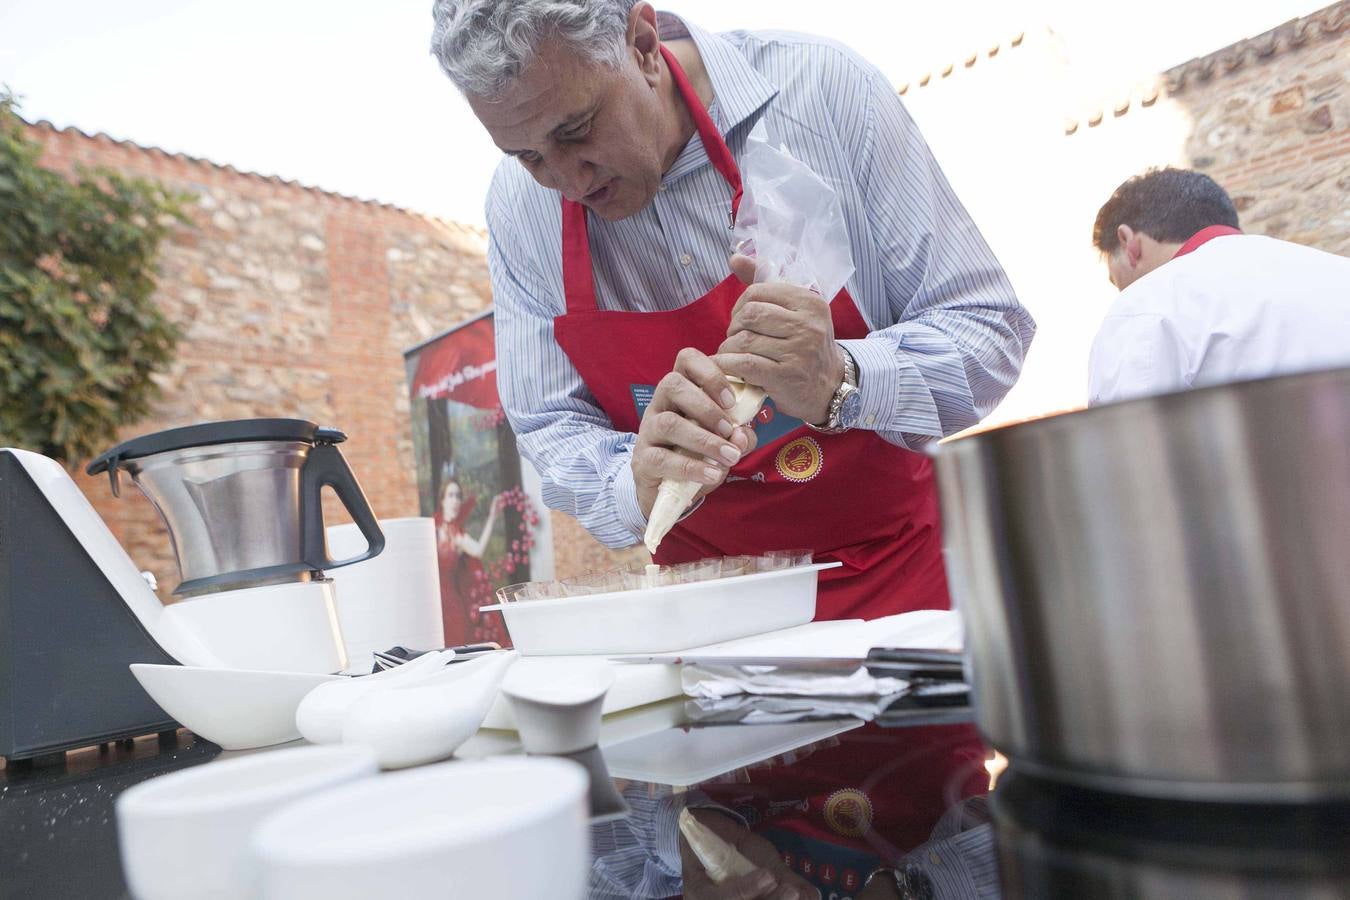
430;0;639;97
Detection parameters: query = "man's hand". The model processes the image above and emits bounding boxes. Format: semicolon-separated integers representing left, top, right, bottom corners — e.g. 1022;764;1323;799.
713;254;845;426
680;809;820;900
634;348;756;518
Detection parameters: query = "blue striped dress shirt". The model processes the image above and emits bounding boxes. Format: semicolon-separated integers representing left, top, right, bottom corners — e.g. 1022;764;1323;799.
486;13;1035;549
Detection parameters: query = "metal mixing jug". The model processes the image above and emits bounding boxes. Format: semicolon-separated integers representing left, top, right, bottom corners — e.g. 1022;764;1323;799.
88;418;385;596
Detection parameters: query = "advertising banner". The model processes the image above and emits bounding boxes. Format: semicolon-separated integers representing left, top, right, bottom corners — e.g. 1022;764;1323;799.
404;311;552;647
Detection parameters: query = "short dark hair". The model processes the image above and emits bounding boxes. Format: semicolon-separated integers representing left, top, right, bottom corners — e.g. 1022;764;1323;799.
1092;168;1239;254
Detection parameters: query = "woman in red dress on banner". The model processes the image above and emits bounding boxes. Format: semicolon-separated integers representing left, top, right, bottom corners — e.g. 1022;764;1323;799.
434;477;508;647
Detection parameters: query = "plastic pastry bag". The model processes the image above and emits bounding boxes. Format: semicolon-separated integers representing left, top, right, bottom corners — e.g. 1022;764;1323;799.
731;120;855;301
642;123;855;555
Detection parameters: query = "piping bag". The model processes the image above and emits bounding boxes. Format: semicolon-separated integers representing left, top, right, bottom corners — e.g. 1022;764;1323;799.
643;122;855;554
679;808;758;882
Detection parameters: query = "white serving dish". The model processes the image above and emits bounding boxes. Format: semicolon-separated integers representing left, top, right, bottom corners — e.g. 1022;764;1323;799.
116;744;376;900
480;562;840;656
249;757;589;900
130;664;342;750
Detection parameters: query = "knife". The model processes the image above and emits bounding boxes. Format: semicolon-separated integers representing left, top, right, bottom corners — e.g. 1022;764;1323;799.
611;647;965;681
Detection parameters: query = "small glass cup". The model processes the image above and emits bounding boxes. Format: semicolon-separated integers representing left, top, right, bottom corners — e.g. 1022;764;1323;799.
759;548;815;571
671;558;722;584
495;580;562;604
560;570;623;597
620;561;675;590
718;555;757;578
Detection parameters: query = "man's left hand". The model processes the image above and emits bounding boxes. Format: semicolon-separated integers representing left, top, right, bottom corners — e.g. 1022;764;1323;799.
713;254;844;426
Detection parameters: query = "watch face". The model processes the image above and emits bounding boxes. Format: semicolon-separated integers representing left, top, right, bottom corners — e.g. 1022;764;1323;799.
838;387;863;429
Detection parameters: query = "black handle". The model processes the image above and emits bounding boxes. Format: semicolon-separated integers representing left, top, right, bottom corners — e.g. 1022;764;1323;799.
864;647;966;681
299;431;385;572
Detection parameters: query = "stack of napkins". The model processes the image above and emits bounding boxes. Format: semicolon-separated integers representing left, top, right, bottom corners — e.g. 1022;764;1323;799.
680;609;962;706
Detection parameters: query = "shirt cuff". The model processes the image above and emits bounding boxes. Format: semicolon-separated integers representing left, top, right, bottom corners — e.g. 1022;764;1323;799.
613;458;648;545
840;336;897;432
840;336;942;444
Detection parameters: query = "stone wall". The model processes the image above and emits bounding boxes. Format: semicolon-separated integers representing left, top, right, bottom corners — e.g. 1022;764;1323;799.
1166;6;1350;255
25;122;631;597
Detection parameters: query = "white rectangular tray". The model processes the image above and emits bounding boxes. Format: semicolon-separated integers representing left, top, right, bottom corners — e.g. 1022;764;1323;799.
480;562;840;656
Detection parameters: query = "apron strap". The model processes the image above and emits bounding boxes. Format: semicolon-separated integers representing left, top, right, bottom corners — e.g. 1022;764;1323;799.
661;43;744;220
560;43;744;313
561;198;598;314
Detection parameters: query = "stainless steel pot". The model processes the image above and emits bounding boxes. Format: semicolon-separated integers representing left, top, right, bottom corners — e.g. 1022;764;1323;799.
934;367;1350;802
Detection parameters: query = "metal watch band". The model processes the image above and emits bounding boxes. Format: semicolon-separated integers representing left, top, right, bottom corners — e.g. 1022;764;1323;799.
806;344;858;434
864;863;934;899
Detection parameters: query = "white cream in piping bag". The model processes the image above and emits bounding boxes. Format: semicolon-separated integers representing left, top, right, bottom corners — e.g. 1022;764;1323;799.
643;376;765;554
678;808;758;882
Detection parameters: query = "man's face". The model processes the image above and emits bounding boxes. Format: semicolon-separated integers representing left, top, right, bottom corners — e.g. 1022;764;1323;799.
468;31;669;221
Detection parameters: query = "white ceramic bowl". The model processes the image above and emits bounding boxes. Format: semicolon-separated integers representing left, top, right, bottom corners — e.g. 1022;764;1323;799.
159;580;347;674
480;562;840;655
250;756;590;900
130;664;341;750
116;745;377;900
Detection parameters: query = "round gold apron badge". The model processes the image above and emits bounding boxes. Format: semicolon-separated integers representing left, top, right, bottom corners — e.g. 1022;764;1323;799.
823;788;874;838
775;436;823;483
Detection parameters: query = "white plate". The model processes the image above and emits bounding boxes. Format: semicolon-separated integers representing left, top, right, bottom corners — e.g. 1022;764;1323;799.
130;664;341;750
480;562;841;656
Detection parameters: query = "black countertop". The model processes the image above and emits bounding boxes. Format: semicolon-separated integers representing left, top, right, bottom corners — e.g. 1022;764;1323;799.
3;702;980;900
5;703;1349;900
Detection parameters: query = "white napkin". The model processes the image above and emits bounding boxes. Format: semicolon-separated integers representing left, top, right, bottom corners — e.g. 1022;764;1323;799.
686;692;908;724
681;664;907;699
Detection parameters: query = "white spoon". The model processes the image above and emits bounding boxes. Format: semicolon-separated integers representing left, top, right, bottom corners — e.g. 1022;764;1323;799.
342;651;517;769
295;649;453;745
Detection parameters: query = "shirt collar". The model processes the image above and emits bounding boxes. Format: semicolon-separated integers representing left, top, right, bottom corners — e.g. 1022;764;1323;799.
658;12;778;183
1173;225;1243;259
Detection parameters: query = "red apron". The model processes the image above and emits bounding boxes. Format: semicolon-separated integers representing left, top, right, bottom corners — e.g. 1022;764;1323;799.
553;45;948;622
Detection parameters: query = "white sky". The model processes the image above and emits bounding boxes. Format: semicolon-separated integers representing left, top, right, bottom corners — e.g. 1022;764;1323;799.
0;1;1328;225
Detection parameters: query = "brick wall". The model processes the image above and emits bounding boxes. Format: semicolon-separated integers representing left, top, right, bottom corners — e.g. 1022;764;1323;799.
25;122;634;596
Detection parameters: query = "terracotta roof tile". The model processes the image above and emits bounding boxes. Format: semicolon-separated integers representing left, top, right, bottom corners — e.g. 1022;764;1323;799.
1163;0;1347;94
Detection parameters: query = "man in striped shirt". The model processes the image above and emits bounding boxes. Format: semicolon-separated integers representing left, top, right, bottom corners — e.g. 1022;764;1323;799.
431;1;1033;550
431;2;1028;897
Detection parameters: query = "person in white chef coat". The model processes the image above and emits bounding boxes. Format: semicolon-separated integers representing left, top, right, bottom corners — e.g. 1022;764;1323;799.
1087;167;1350;406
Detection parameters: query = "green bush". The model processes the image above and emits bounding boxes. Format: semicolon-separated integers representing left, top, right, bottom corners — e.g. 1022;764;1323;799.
0;91;189;463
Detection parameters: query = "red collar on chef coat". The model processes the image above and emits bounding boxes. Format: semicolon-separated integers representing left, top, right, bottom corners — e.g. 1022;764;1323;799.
1173;225;1243;259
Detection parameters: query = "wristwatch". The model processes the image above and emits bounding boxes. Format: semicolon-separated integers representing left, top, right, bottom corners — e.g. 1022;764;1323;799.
806;344;861;434
864;863;934;900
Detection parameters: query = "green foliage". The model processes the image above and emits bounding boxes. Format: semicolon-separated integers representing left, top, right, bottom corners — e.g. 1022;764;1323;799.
0;90;190;463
